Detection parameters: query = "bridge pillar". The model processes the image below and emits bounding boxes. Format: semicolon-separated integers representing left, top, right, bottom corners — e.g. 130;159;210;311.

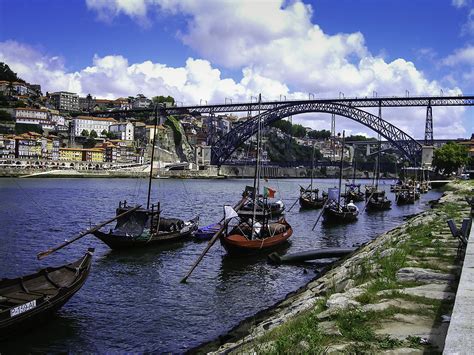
425;102;433;146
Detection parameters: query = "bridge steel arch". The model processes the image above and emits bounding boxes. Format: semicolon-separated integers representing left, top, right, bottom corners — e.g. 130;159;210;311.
211;102;423;166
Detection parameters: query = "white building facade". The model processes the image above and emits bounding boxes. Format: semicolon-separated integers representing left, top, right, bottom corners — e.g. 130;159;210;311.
72;116;117;137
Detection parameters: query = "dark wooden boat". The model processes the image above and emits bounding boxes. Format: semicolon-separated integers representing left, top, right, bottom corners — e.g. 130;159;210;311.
219;217;292;255
366;196;392;211
93;203;199;249
299;187;326;209
323;131;359;224
91;105;199;250
342;184;365;202
0;249;94;339
323;201;359;223
298;142;327;210
395;189;416;205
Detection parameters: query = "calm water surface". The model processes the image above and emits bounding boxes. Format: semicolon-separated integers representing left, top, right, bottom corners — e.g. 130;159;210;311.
0;177;441;352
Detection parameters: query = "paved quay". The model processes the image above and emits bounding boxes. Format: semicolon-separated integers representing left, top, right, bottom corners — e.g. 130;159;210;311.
196;181;473;354
443;208;474;355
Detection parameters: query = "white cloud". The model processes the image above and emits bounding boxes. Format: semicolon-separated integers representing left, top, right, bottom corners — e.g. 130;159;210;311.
452;0;471;8
443;45;474;66
1;0;468;139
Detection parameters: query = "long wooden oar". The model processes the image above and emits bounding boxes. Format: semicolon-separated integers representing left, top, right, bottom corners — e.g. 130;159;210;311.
311;199;330;231
288;184;311;212
180;197;248;283
361;191;375;213
37;205;142;259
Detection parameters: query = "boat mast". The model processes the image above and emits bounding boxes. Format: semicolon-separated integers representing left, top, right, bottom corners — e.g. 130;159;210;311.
376;135;381;190
338;130;345;207
251;94;262;236
147;104;160;209
310;141;315;191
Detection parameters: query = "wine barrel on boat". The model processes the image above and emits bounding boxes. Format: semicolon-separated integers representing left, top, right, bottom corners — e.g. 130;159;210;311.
0;249;94;340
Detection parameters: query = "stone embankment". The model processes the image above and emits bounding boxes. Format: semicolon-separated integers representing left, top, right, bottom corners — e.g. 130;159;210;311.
199;181;473;354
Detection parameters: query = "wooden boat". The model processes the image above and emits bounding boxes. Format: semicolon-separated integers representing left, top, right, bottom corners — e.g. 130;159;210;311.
395;189;416;205
342;183;365;202
219;96;293;256
238;198;285;220
0;249;94;339
298;142;327;210
93;203;199;249
91;105;199;250
323;201;359;223
364;140;391;211
299;187;326;209
322;131;359;224
195;222;221;241
219;217;292;255
366;195;392;211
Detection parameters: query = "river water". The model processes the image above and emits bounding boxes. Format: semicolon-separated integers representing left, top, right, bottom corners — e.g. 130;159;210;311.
0;177;441;352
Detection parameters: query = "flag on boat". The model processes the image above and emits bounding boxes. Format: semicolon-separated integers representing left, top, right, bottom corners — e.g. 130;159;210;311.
328;187;339;201
263;186;276;198
224;205;239;221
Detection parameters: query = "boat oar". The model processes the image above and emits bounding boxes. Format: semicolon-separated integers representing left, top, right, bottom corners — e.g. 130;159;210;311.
361;191;375;213
180;197;248;283
311;199;330;231
288;184;311;212
37;205;142;260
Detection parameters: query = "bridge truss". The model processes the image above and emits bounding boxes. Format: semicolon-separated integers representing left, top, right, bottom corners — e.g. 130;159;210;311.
210;102;423;166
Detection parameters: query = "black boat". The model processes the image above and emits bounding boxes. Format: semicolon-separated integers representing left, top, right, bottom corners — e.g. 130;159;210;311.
299;187;326;209
0;249;94;339
366;195;392;210
323;200;359;222
396;188;416;205
342;183;365;202
299;142;327;210
364;138;391;211
92;105;199;249
323;131;359;223
93;202;199;249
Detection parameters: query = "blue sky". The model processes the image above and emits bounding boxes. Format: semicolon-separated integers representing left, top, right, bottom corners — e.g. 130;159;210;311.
0;0;473;138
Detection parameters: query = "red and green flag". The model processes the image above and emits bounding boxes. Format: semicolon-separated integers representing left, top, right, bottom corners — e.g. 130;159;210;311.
263;186;276;198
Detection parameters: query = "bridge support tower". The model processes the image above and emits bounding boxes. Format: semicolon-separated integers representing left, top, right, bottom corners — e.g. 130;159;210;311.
425;102;433;146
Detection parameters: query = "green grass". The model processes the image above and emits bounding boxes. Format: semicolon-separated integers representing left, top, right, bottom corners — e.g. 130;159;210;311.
242;182;469;354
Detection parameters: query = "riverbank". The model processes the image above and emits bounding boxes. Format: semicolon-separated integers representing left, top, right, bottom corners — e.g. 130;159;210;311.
194;180;473;354
0;164;399;179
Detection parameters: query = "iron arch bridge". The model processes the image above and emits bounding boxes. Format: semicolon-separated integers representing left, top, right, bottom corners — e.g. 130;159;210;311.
210;102;423;166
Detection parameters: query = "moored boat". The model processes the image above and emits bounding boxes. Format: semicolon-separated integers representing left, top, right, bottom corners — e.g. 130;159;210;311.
0;249;94;339
93;202;198;249
219;217;293;255
195;222;221;241
91;105;199;250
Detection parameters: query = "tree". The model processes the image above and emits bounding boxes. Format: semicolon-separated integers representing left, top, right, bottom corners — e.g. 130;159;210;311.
152;95;175;106
101;129;108;136
0;62;25;82
291;124;306;138
307;129;331;140
81;129;89;137
433;142;470;176
90;130;98;138
0;110;13;122
271;120;292;135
